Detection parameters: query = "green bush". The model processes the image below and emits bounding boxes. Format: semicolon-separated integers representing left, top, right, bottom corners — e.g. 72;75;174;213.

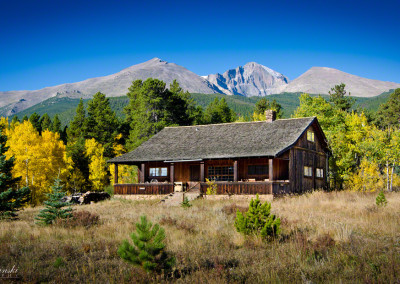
376;190;388;207
117;215;175;274
235;194;281;239
181;196;192;208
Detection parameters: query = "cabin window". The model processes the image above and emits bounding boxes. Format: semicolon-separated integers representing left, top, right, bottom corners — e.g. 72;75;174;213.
316;168;324;178
307;130;315;142
304;166;313;177
149;167;168;177
248;165;268;176
208;166;234;181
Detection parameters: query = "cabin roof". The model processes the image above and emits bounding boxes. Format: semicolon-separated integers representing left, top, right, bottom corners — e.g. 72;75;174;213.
109;117;326;163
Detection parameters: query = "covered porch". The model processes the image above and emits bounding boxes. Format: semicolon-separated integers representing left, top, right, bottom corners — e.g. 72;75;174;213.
112;156;291;195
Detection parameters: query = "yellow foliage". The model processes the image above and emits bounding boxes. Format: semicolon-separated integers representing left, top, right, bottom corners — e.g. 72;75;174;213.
347;159;384;192
0;117;8;129
5;122;66;204
85;138;108;191
109;135;137;184
252;112;265;121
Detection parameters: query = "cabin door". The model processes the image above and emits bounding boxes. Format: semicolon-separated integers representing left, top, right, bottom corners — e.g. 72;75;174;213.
190;165;200;181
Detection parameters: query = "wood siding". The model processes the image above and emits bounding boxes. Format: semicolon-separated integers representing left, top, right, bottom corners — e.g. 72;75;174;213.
289;121;328;193
114;183;174;195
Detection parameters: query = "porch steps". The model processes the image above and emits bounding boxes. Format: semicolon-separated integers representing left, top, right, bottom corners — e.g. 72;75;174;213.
160;188;201;206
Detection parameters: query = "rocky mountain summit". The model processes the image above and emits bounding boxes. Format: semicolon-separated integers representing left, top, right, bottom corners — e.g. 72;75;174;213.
0;58;220;116
206;62;289;96
280;67;400;97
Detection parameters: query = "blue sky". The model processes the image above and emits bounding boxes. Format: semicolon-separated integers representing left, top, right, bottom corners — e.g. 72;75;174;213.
1;0;399;91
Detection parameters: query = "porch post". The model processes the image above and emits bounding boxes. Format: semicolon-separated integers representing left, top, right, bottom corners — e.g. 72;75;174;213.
140;163;145;183
200;161;205;182
114;163;119;184
233;160;238;182
170;163;175;183
269;158;274;181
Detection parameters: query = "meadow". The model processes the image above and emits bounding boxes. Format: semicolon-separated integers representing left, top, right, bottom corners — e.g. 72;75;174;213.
1;191;399;283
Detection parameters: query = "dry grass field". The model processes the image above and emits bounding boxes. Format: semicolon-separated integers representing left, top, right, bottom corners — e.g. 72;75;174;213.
1;191;399;283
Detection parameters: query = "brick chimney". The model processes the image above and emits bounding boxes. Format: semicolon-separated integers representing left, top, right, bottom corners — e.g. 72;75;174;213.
265;110;276;122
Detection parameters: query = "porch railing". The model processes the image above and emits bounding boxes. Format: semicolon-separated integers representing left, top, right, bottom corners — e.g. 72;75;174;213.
114;183;174;195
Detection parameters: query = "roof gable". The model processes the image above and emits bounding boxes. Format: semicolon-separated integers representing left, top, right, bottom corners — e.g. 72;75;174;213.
109;117;322;163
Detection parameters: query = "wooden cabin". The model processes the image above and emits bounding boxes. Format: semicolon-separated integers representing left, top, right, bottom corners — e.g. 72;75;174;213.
108;111;330;195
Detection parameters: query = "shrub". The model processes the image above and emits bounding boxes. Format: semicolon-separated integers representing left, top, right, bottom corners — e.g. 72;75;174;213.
376;190;388;207
181;197;192;208
234;194;281;240
35;179;73;225
205;178;217;195
118;215;175;274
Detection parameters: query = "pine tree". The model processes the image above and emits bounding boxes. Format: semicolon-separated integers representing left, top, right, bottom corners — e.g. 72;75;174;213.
118;215;175;274
22;115;28;122
235;194;281;239
29;112;41;133
35;179;73;225
68;98;87;141
85;92;119;157
0;126;30;218
203;97;236;124
329;83;354;112
376;190;388;207
181;196;192;208
40;113;52;131
11;115;20;125
51;114;62;134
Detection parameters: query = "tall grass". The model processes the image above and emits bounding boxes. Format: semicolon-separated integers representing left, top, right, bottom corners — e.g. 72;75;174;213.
0;191;399;283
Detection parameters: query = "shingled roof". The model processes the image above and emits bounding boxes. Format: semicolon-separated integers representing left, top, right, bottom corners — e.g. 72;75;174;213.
109;117;322;163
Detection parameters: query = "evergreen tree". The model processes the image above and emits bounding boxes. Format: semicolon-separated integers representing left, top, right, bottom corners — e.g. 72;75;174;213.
11;116;20;125
85;92;119;157
376;190;388;207
374;88;400;129
0;126;30;218
35;179;73;225
235;194;281;239
22;115;28;122
39;113;52;131
329;83;354;112
51;114;62;134
66;137;91;191
68;98;87;141
29;112;41;133
253;98;283;120
125;79;170;150
118;215;175;273
203;97;236;124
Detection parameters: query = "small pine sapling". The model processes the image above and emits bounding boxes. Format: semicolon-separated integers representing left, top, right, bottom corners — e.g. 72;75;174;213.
235;194;281;240
118;215;175;274
35;179;73;225
376;190;388;207
181;196;192;208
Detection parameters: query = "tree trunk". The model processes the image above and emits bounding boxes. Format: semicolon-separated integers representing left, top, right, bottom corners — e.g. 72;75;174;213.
390;162;395;192
386;160;390;191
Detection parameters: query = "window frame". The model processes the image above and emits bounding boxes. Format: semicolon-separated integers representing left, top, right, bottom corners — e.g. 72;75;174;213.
307;130;315;142
304;166;313;177
149;167;168;177
316;168;324;178
208;165;234;182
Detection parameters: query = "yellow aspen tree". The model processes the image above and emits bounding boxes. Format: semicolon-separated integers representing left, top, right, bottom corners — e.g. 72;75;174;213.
85;138;108;191
109;134;137;184
5;122;66;204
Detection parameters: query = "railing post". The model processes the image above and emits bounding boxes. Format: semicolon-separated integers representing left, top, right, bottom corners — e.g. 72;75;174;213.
114;163;119;184
170;163;174;183
234;160;238;182
200;161;205;182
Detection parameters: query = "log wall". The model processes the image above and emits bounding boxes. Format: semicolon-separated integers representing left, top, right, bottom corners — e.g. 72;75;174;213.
114;183;174;195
